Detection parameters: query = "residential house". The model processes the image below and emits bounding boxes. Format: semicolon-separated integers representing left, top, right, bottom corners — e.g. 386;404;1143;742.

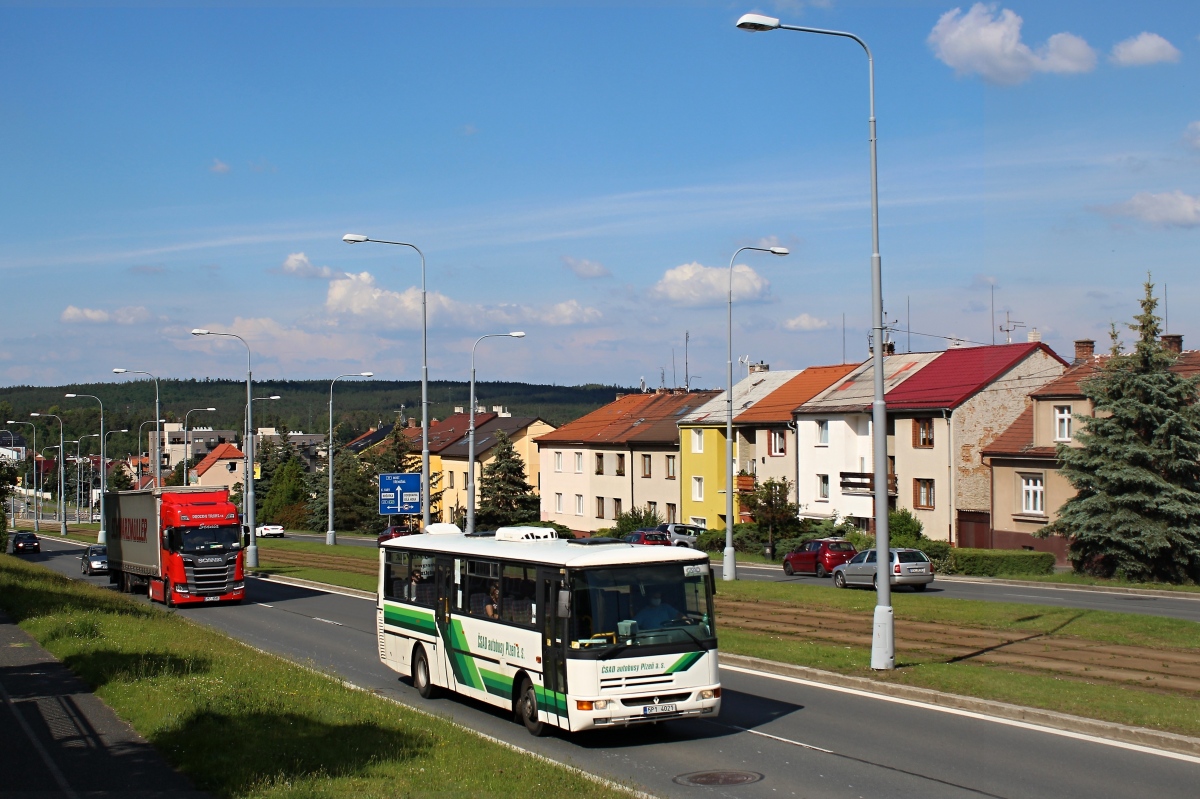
536;390;719;535
190;443;246;490
982;336;1197;561
150;423;239;470
438;415;555;526
255;428;327;472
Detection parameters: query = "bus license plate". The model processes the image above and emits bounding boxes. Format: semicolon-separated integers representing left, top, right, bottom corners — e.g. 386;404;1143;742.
643;703;677;716
204;596;219;602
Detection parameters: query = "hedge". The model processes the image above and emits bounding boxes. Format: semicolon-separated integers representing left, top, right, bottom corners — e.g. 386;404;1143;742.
949;548;1055;577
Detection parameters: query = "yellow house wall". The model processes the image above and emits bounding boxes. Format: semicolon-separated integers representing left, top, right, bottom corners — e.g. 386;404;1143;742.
438;422;551;525
679;425;729;531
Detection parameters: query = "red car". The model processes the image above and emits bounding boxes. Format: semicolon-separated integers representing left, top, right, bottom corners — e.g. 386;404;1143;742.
783;538;857;578
623;531;672;546
377;525;416;546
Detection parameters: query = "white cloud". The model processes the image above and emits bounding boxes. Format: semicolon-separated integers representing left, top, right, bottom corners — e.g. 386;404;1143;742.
209;158;230;174
927;4;1096;85
783;313;829;332
650;262;769;307
1105;190;1200;228
562;255;611;279
1110;32;1180;67
60;305;152;325
1184;121;1200;150
278;252;339;279
541;299;603;326
190;316;380;366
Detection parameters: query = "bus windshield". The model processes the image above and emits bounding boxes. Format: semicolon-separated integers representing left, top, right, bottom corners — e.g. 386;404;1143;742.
170;525;242;554
568;562;714;654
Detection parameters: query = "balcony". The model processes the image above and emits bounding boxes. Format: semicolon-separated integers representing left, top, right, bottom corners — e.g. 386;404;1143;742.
840;471;897;496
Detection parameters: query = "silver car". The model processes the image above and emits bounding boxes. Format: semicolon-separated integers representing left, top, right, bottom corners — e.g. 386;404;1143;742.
81;545;108;576
832;548;934;592
655;523;705;547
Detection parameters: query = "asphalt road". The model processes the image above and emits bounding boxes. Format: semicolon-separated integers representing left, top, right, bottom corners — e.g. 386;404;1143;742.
21;536;1200;799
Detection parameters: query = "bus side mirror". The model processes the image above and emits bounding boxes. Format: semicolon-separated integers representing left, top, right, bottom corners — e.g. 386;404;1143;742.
556;590;570;618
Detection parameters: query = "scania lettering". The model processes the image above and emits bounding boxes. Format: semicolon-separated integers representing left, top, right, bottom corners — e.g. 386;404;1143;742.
377;524;720;736
106;486;246;607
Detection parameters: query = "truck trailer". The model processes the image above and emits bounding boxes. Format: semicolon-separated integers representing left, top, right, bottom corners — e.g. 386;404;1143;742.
106;486;246;606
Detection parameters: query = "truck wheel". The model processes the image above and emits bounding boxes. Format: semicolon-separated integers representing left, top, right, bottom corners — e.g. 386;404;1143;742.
412;645;439;699
164;580;175;608
516;678;546;736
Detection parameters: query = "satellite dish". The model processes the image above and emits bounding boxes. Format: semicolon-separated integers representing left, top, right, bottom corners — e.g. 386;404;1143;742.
639;377;647;393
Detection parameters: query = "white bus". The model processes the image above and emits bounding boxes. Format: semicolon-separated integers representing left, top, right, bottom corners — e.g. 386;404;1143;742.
376;524;721;735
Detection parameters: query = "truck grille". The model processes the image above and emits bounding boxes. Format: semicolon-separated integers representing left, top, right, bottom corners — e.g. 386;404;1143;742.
185;558;234;594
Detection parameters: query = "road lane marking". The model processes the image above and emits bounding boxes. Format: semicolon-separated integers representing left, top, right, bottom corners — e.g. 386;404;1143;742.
257;603;274;608
720;664;1200;765
313;618;343;626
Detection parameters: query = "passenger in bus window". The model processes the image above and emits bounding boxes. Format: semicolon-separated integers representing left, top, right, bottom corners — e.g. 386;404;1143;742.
634;591;680;629
485;585;500;619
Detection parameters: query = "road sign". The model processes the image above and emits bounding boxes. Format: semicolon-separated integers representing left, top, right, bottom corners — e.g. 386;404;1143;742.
379;473;422;515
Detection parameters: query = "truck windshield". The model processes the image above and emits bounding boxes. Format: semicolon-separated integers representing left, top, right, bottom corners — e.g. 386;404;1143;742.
171;525;242;554
568;562;714;654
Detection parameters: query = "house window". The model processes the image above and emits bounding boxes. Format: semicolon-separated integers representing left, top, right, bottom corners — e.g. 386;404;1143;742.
1054;406;1072;442
641;454;652;478
914;479;935;510
666;455;676;479
448;471;454;489
691;428;704;453
596;497;605;519
692;476;704;501
1021;474;1045;514
769;430;786;456
574;452;583;473
462;472;468;490
574;494;583;516
555;493;563;514
913;418;934;448
817;474;830;500
816;420;830;445
554;451;562;472
615;454;625;476
690;516;707;528
666;503;677;523
595;453;604;475
647;500;657;516
612;498;622;519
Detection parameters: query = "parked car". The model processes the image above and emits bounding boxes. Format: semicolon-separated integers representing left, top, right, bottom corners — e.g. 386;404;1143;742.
255;524;285;538
623;530;672;546
655;523;705;547
81;545;108;575
832;548;935;591
377;525;414;546
783;538;858;578
12;532;40;555
91;512;102;523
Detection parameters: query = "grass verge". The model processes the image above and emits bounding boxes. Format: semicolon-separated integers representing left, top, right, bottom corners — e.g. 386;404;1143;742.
0;555;629;799
252;565;377;594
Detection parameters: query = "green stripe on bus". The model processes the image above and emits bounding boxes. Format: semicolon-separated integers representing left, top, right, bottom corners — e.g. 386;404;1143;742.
665;651;704;674
535;684;567;716
478;668;513;699
384;604;437;636
443;619;484;691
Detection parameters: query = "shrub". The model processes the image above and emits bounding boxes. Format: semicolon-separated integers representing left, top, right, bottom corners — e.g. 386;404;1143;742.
696;524;763;553
612;505;665;536
950;548;1055;577
921;540;953;573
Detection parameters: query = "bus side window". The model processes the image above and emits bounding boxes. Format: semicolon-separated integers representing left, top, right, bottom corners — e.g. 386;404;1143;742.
466;560;499;617
501;564;535;626
384;551;413;601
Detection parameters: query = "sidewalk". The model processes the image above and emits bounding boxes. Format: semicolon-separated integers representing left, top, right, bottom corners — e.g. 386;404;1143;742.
0;610;210;799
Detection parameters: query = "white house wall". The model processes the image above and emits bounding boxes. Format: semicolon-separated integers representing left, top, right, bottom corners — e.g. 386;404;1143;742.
795;413;875;522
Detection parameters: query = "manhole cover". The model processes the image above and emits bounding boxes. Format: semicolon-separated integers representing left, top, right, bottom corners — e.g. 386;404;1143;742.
673;771;764;787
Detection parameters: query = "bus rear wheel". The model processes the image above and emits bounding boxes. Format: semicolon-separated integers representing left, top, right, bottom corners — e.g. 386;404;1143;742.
412;646;439;699
516;678;546;736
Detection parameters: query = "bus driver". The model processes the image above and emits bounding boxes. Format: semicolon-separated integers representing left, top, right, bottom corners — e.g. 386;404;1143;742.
633;591;681;630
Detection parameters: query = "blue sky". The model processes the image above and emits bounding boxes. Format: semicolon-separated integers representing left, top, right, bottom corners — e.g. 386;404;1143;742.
2;1;1197;390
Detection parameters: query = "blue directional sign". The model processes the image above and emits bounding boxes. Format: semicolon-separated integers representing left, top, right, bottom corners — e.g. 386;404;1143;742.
379;473;422;515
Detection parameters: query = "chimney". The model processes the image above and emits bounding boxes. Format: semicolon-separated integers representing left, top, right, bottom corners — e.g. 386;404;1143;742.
1027;328;1041;343
615;393;625;400
1074;339;1095;363
492;405;504;413
406;417;417;429
748;360;770;374
1162;334;1183;354
453;406;464;414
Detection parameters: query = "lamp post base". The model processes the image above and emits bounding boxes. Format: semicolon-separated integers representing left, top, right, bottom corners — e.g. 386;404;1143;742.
98;528;106;545
245;544;259;569
870;604;895;670
722;546;737;582
326;530;337;546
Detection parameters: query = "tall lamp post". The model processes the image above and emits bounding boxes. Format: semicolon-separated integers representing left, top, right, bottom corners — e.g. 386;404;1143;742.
42;446;61;528
466;333;525;534
248;395;280;524
7;420;37;531
184;408;217;485
65;393;107;543
722;245;788;582
342;233;431;531
31;413;66;535
191;329;259;567
327;373;373;545
736;12;893;669
113;369;162;487
137;419;166;485
1;430;14;524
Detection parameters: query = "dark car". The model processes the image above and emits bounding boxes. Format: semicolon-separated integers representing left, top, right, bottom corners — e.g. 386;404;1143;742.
12;532;40;555
623;530;672;546
377;525;415;546
81;545;108;575
783;538;857;578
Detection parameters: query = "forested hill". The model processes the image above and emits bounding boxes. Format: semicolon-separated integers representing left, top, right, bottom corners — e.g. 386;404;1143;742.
0;379;636;459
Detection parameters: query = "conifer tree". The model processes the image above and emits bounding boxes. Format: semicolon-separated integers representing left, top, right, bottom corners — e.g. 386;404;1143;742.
476;432;539;529
1043;278;1200;582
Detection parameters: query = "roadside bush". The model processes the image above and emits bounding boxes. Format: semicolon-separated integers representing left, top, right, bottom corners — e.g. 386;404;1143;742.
697;523;762;553
921;540;954;573
951;548;1055;577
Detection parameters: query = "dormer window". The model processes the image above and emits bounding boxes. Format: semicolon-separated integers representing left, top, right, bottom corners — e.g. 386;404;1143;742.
1054;406;1072;442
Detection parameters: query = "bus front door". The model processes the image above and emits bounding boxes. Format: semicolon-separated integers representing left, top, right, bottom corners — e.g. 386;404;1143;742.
432;556;457;691
539;571;569;728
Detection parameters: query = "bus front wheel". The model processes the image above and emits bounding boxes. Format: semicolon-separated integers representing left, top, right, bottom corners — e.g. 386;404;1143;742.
412;645;439;699
516;678;546;737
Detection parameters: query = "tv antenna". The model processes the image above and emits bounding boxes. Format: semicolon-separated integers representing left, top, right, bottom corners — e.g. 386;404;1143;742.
999;311;1025;344
737;354;751;379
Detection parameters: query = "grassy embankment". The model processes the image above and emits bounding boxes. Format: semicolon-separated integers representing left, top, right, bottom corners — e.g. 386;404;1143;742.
0;555;631;799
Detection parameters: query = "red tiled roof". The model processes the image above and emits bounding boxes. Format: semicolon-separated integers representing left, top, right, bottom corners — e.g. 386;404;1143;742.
193;442;245;477
535;391;720;447
884;342;1067;410
1032;350;1200;398
734;364;859;424
979;406;1057;459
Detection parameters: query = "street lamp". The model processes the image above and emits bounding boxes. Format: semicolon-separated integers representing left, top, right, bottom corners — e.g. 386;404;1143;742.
7;420;37;531
76;436;94;523
723;245;788;582
191;328;259;567
466;333;525;533
31;413;66;535
65;393;107;543
1;430;15;524
113;369;162;487
736;11;893;670
137;419;166;485
327;373;373;545
183;408;217;485
343;233;431;530
247;395;280;518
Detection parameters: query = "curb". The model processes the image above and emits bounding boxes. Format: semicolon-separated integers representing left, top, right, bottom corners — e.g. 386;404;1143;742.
718;652;1200;758
935;575;1200;601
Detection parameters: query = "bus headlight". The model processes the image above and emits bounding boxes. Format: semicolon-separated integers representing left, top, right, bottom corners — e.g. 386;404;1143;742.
698;688;720;700
576;699;609;711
